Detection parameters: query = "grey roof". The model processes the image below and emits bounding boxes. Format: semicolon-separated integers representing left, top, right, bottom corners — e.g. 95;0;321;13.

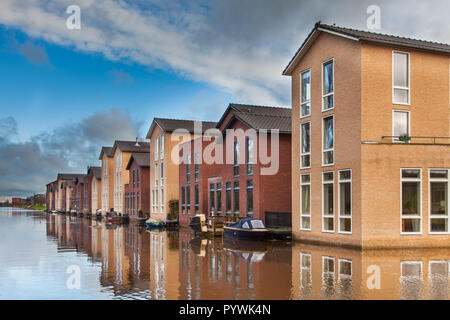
283;22;450;75
88;166;102;179
218;103;291;133
126;153;150;170
146;118;217;138
57;173;85;181
112;140;150;154
98;146;113;160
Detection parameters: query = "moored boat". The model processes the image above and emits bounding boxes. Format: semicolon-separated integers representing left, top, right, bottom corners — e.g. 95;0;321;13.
189;214;207;234
105;216;122;224
223;218;268;241
145;218;164;228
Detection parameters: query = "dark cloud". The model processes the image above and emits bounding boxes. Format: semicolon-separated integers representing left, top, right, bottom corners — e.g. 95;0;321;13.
18;40;50;66
0;109;144;197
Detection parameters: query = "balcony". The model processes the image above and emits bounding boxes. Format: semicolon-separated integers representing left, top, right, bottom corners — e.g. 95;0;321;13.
378;136;450;145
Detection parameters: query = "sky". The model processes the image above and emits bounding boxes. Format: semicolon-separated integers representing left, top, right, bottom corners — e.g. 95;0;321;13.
1;0;450;197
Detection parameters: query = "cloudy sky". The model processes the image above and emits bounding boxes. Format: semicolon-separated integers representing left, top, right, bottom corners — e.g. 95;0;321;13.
1;0;449;196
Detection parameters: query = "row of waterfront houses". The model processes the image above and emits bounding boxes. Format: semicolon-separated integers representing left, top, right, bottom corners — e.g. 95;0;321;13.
47;22;450;248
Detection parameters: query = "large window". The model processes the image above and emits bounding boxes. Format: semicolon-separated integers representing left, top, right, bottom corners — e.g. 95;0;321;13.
233;181;240;215
429;169;449;234
209;183;215;215
323;116;334;166
300;253;312;297
301;174;311;231
181;187;185;214
393;110;410;142
160;189;164;213
233;141;240;177
194;152;199;182
160;163;164;186
322;59;334;111
246;180;253;216
216;183;222;215
154;136;159;161
322;172;334;232
393;51;410;105
226;182;232;215
160;134;165;159
186;186;191;214
301;122;311;169
155;163;159;187
246;137;254;176
194;185;199;214
301;70;311;117
401;169;421;234
186;154;191;184
338;170;352;234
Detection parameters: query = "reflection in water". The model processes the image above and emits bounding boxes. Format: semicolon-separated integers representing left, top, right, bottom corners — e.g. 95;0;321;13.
3;209;450;299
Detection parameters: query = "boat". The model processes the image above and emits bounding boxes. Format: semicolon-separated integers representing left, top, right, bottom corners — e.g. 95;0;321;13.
121;214;130;223
105;216;122;224
131;216;149;224
146;218;165;228
223;218;268;241
95;210;102;220
189;214;207;234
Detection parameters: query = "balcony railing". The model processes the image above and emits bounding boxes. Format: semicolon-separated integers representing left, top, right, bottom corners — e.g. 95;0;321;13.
381;136;450;144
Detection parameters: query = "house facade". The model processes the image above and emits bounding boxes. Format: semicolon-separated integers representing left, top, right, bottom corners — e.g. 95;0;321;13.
124;154;150;218
88;166;102;213
99;146;115;214
146;118;217;221
285;22;450;248
46;181;57;210
178;104;292;227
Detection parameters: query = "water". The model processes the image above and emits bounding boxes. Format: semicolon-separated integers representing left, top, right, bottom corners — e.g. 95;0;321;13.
1;208;450;300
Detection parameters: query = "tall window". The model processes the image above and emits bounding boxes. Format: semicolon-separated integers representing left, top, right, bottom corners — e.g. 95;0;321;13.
194;152;199;182
209;183;215;215
226;182;232;215
323;172;334;232
155;163;159;187
339;170;352;234
322;59;334;111
160;189;164;213
155;136;159;161
393;110;410;142
216;183;222;215
233;141;240;176
137;168;140;189
301;122;311;169
429;169;449;234
181;187;185;214
137;192;140;211
323;116;334;165
186;154;191;184
186;186;191;214
401;169;421;234
160;134;165;159
194;185;199;214
246;137;254;176
160;162;164;186
393;51;410;105
155;189;159;210
301;174;311;231
246;180;253;216
301;70;311;117
233;181;240;215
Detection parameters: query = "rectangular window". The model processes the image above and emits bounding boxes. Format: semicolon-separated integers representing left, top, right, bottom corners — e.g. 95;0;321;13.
233;181;240;215
246;137;254;176
186;186;191;214
137;169;140;189
323;172;334;232
194;152;199;182
216;183;222;215
160;134;165;159
233;141;240;177
393;52;410;105
226;182;232;215
132;170;136;189
194;185;199;214
429;169;449;234
155;136;159;161
401;169;421;234
301;174;311;231
137;193;140;211
301;122;311;169
246;180;253;216
160;162;164;186
155;163;159;187
301;70;311;117
322;59;334;111
186;154;191;184
393;110;410;142
322;256;335;293
160;189;164;213
322;116;334;166
181;187;185;215
209;183;215;215
338;170;352;234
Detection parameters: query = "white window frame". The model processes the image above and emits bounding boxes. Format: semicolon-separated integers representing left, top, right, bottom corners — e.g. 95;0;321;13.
300;69;311;118
160;162;164;186
400;261;422;278
321;58;334;112
428;169;450;235
160;188;165;213
392;51;410;106
428;260;450;278
322;115;334;167
322;256;335;286
160;134;165;160
322;171;335;233
300;174;311;231
338;259;352;280
155;163;159;187
392;110;410;143
338;169;352;234
155;136;159;161
300;121;311;169
400;168;422;235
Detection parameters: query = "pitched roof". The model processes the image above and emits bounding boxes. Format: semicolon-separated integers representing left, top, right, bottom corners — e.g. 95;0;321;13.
283;22;450;75
217;103;291;133
126;153;150;170
98;146;113;160
87;166;102;179
146;118;217;138
111;140;150;154
57;173;85;181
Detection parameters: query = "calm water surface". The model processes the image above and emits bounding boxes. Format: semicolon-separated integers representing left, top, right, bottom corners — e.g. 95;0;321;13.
1;208;450;300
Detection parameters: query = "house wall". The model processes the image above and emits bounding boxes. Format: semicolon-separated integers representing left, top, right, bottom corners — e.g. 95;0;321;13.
290;32;362;246
125;161;150;217
101;153;115;214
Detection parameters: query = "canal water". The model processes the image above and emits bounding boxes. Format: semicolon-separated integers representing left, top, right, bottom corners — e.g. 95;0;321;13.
1;208;450;300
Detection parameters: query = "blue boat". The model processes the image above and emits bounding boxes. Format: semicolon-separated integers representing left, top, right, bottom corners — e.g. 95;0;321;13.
146;219;165;228
223;218;268;241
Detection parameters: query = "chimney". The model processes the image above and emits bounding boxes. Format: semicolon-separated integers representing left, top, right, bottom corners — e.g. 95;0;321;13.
134;137;140;147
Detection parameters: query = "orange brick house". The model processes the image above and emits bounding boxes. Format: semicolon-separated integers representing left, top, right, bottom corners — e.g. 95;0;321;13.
285;22;450;248
99;146;114;214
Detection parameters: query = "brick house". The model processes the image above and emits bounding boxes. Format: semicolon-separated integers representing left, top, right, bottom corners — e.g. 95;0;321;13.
124;153;150;219
70;174;87;213
46;181;57;210
178;104;292;227
146;118;217;221
99;146;114;214
285;22;450;248
88;166;102;213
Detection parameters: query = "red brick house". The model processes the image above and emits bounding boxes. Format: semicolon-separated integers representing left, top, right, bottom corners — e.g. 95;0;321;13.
179;104;292;227
124;154;150;219
46;181;58;210
70;174;87;213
